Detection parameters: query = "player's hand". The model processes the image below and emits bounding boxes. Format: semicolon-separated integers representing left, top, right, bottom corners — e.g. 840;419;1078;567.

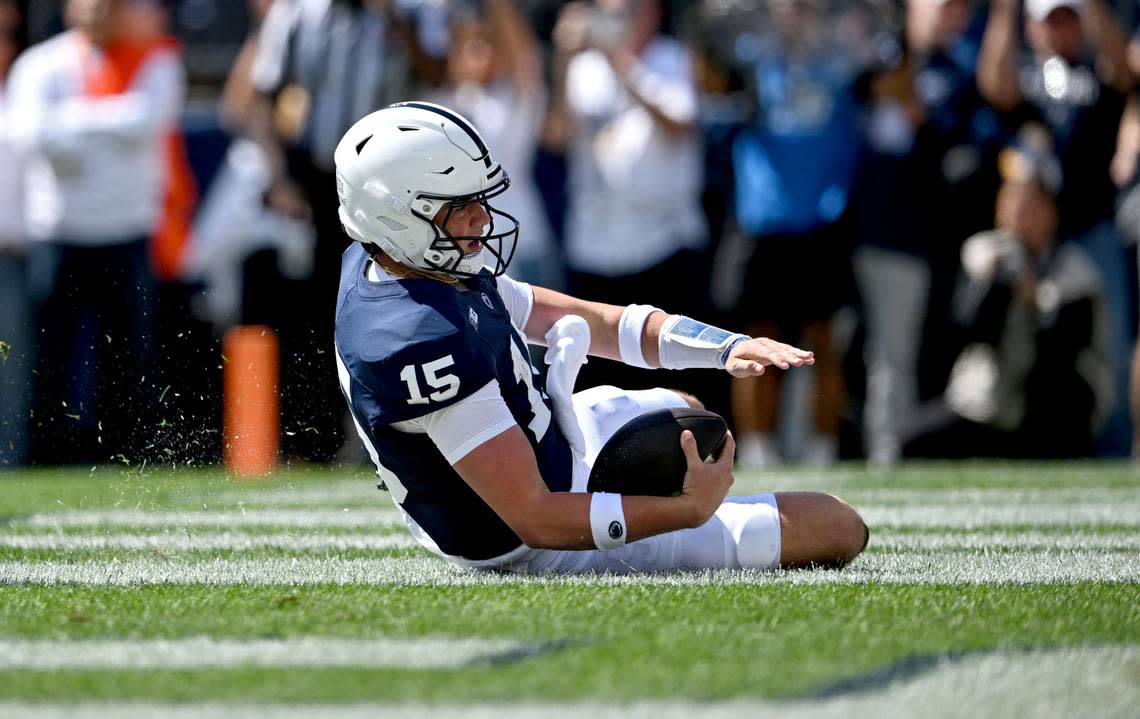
267;178;312;222
552;1;591;54
678;430;735;528
724;337;815;378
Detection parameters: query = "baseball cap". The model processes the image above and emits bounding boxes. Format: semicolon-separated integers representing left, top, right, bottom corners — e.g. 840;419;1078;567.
1025;0;1082;22
998;124;1063;195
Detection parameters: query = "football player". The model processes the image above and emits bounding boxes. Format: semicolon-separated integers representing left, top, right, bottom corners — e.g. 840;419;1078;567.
333;102;867;573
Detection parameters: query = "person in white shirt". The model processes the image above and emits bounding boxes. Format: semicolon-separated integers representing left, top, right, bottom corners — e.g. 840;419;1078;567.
0;0;29;466
244;0;447;462
549;0;710;394
428;0;559;289
6;0;184;464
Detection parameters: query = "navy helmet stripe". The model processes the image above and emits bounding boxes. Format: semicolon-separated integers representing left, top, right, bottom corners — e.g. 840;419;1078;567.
395;101;489;160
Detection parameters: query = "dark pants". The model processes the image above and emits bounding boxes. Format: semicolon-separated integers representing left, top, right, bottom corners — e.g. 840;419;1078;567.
243;153;346;462
0;251;33;467
26;238;157;465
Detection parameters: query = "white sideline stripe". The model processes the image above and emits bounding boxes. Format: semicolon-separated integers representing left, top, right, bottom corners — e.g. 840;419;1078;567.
0;533;418;552
843;488;1140;505
1;646;1136;719
9;509;403;530
0;637;536;670
9;502;1139;532
199;487;1140;510
2;551;1138;586
202;486;1140;509
208;483;381;506
861;503;1140;528
870;531;1140;552
4;531;1136;555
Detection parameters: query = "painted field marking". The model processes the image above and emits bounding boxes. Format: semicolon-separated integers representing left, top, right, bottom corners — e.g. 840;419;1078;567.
3;530;1137;555
860;503;1140;528
7;509;403;530
206;482;383;507
0;636;543;671
0;646;1135;718
8;500;1139;534
0;532;418;552
2;550;1138;586
199;486;1140;509
841;488;1140;505
868;530;1140;552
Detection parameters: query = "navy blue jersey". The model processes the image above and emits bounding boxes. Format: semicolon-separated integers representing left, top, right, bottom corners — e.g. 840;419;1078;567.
334;243;572;561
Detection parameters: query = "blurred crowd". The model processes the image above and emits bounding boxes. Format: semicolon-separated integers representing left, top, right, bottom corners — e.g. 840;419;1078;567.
2;0;1140;469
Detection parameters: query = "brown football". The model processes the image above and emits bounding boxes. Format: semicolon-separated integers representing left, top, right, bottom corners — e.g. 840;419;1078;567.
586;407;728;497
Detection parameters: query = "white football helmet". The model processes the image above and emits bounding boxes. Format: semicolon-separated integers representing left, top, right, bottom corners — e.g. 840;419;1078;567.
334;102;519;278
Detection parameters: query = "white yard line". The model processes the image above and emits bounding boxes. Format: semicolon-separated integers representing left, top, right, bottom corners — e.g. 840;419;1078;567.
841;488;1140;505
0;636;540;671
206;483;383;506
861;503;1140;528
8;509;404;530
9;501;1139;533
869;530;1140;551
0;532;417;552
3;529;1136;555
2;551;1138;586
198;486;1140;510
0;645;1136;718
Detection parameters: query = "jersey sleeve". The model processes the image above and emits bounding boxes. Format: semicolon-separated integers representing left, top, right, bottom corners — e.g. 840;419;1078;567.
495;273;534;331
415;379;519;464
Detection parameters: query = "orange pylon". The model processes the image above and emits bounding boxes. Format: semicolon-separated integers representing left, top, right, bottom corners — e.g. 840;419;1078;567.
223;325;279;477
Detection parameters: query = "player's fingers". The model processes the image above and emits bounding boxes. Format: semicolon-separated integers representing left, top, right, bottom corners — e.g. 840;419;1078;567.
718;431;736;465
679;429;702;468
726;359;763;378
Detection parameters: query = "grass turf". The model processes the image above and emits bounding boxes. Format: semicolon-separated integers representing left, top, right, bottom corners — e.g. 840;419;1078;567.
0;462;1137;706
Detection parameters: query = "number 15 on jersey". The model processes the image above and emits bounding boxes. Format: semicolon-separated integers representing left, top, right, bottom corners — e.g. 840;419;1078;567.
400;355;460;405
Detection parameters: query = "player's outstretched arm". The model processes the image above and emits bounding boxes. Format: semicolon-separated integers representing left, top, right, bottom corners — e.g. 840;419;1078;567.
452;425;735;550
525;286;813;376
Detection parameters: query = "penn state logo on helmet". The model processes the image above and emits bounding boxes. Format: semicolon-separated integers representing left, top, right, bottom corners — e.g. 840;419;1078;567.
334;102;520;278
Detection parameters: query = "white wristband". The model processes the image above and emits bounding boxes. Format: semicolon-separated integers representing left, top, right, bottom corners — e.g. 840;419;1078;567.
658;315;749;370
590;492;628;551
618;304;662;369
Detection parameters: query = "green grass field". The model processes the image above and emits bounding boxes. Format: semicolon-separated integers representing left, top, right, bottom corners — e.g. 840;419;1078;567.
1;463;1138;718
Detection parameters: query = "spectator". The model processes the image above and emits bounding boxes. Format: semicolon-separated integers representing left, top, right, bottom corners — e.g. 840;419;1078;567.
909;128;1113;458
428;0;559;289
979;0;1133;454
0;0;28;466
548;0;709;394
245;0;446;462
726;0;862;467
849;0;1003;465
185;0;315;329
8;0;185;464
1120;31;1140;460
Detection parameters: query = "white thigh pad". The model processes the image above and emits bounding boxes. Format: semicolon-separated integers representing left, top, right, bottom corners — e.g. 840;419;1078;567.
714;495;782;570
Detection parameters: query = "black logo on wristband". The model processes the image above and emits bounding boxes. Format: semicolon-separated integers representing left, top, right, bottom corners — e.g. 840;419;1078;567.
608;521;624;540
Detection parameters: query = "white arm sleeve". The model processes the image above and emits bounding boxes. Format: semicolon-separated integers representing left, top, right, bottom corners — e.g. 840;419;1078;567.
495;273;534;332
250;0;300;93
392;379;518;464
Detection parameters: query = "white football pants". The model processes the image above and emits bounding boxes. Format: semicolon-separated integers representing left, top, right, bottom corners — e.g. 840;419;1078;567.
494;384;783;574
